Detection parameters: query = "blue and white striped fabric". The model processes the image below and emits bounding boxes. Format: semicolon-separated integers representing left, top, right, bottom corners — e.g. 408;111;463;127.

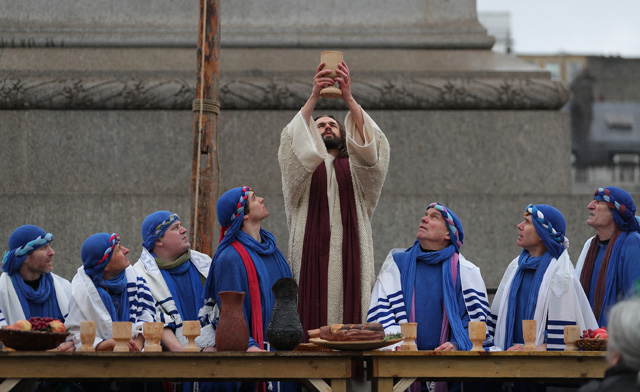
196;296;220;349
134;248;212;346
65;265;156;349
491;249;598;351
367;248;496;350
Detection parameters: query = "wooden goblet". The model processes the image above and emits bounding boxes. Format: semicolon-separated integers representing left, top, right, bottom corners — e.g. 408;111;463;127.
182;320;201;352
468;321;486;351
564;325;580;351
522;320;537;351
78;320;96;352
143;322;163;353
320;50;343;99
400;322;418;351
112;321;132;352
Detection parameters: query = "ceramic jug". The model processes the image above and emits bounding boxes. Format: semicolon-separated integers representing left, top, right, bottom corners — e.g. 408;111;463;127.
215;291;249;351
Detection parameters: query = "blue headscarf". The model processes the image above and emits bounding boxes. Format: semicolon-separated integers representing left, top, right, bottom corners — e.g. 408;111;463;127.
396;203;471;351
527;204;569;259
141;211;181;251
594;187;640;232
2;225;53;275
202;186;252;299
426;202;464;252
81;233;130;321
82;233;118;285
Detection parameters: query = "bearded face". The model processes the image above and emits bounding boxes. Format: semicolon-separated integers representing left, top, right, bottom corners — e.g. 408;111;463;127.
323;133;344;150
315;116;346;153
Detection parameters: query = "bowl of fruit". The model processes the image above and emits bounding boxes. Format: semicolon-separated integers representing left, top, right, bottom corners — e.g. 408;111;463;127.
0;317;69;350
576;327;608;351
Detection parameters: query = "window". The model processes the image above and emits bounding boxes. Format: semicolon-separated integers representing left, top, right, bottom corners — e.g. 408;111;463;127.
605;113;634;130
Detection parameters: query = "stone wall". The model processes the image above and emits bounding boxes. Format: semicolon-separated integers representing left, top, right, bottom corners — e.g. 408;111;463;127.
2;104;603;289
0;0;605;291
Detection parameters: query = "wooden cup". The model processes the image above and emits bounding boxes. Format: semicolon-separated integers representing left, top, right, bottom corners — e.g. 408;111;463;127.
522;320;537;351
564;325;580;351
143;322;164;353
112;321;132;352
468;321;486;351
182;320;201;352
400;322;418;351
78;320;96;352
320;50;343;98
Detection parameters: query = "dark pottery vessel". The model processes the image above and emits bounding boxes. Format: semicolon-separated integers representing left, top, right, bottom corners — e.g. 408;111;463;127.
215;291;249;351
266;277;303;350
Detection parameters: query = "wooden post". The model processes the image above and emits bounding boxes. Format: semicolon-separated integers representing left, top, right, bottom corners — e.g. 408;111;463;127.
191;0;221;255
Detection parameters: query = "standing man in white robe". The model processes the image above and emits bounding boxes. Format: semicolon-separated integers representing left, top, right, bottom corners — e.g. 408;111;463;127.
278;60;390;338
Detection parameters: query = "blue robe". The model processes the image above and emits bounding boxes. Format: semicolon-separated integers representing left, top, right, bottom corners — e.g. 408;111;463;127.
582;233;640;326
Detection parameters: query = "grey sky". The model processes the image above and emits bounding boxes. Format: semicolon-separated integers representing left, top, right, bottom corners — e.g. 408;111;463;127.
477;0;640;57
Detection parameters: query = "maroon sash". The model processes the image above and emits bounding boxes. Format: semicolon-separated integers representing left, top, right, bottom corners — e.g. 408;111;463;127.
298;158;362;340
579;228;620;320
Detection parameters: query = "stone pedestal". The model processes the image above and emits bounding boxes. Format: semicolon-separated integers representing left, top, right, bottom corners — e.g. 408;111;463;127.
0;0;595;290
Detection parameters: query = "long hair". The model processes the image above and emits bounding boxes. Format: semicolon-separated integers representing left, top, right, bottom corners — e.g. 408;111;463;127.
314;115;348;158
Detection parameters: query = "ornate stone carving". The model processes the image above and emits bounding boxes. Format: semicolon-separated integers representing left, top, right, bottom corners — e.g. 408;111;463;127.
0;77;193;110
0;75;570;110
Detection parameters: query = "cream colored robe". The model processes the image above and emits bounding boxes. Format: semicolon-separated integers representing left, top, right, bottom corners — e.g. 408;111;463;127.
278;108;390;325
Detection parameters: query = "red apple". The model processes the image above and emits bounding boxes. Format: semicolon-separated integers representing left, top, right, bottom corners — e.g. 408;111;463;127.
49;320;66;333
13;319;32;331
593;327;606;336
595;331;608;339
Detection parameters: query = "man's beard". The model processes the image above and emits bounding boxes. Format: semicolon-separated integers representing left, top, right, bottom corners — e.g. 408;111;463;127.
323;135;343;151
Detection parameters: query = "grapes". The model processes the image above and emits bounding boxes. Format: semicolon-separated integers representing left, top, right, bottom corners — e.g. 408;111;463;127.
28;316;61;332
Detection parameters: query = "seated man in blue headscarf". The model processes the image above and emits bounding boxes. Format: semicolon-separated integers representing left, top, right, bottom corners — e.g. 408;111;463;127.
200;186;295;392
201;186;293;351
62;233;156;351
367;203;493;391
575;186;640;327
134;211;212;352
0;225;71;328
490;204;597;352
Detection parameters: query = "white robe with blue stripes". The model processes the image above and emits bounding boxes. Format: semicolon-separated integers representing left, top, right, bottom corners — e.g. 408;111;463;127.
490;250;598;351
367;248;495;350
0;272;71;326
133;248;211;345
65;265;157;349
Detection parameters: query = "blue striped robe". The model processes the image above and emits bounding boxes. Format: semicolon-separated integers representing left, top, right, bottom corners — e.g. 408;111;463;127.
134;248;212;345
65;265;157;349
490;250;598;351
367;249;495;350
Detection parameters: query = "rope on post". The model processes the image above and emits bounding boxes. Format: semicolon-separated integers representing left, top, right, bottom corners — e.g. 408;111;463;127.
192;99;220;115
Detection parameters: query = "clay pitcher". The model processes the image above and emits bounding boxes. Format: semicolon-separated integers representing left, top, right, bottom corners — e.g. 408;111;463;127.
215;291;249;351
266;278;303;350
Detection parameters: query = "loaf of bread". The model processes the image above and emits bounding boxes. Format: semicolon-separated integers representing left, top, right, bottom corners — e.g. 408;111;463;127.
309;323;385;341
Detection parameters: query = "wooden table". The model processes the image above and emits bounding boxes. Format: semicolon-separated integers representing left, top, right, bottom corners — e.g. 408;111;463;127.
0;351;352;392
364;351;607;392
